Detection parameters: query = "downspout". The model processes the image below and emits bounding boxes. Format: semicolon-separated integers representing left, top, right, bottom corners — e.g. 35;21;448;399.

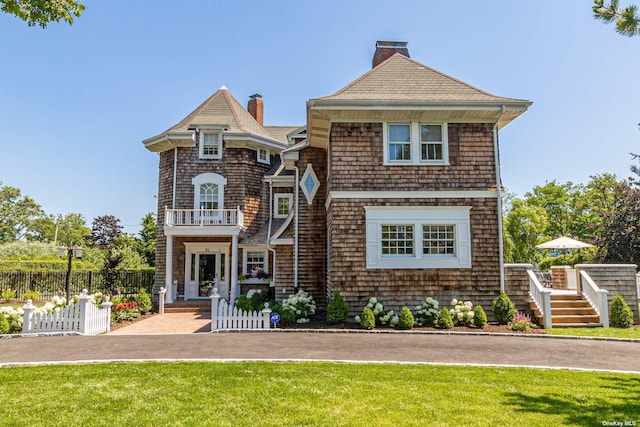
266;179;277;292
172;146;178;209
494;105;506;291
293;165;300;290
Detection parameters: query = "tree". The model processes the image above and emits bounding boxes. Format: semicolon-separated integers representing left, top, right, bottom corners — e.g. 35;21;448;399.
0;182;45;242
1;0;85;28
88;215;123;249
593;0;640;37
29;212;90;244
503;199;548;263
138;212;156;266
596;183;640;264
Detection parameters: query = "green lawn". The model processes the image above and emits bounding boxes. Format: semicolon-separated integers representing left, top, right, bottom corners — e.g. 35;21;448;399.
548;327;640;339
1;362;638;426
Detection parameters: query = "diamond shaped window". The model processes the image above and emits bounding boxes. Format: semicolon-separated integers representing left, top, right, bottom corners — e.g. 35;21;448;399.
300;163;319;205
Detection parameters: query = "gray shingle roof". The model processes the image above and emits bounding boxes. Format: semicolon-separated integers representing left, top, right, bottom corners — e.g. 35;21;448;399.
316;53;527;103
166;86;275;140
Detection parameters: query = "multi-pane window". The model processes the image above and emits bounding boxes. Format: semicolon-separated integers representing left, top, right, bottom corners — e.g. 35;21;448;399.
274;194;292;218
200;132;221;159
257;148;269;164
381;225;414;255
422;225;455;255
420;124;443;161
388;124;411;161
199;183;219;210
246;251;265;274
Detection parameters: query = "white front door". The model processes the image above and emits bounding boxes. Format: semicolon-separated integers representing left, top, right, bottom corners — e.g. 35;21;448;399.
184;243;230;300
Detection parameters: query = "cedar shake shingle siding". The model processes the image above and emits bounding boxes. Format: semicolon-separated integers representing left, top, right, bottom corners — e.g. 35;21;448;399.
329;123;496;191
326;197;500;314
325;121;502;312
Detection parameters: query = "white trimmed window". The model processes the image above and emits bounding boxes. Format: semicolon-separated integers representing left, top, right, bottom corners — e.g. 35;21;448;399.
300;163;320;205
257;148;269;164
274;193;293;218
383;122;448;165
365;206;471;269
242;248;268;276
199;132;222;159
192;173;226;210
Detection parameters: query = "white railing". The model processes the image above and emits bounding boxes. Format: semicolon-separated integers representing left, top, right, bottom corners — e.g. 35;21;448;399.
527;269;552;328
22;289;113;335
210;289;271;331
579;270;609;327
165;207;244;228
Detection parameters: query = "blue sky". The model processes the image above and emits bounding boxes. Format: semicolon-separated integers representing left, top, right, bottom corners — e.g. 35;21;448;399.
1;1;638;234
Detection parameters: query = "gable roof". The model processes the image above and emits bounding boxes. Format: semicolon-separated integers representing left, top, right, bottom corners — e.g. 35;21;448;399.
316;53;527;104
144;86;287;152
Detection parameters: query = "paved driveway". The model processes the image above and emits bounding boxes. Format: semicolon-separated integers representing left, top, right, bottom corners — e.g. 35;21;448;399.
1;332;639;373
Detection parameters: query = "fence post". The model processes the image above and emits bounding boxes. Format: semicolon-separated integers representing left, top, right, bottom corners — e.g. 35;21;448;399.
261;302;272;330
600;289;609;328
210;288;220;332
158;287;166;314
78;289;90;334
542;290;552;329
101;296;113;333
22;299;36;333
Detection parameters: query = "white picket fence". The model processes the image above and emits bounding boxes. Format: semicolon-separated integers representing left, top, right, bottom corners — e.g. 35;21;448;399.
210;289;271;331
22;289;113;335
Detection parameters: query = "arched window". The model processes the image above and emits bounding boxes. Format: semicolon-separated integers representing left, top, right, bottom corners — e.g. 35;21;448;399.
192;173;226;210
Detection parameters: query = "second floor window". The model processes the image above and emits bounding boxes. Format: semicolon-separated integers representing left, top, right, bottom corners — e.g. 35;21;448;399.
200;183;219;210
200;132;222;159
383;122;448;166
274;194;293;218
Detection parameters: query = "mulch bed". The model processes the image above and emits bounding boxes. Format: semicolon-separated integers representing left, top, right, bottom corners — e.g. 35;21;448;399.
275;317;546;334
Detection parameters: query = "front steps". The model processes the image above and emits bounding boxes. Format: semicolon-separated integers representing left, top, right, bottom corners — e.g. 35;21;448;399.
164;300;211;313
530;293;601;327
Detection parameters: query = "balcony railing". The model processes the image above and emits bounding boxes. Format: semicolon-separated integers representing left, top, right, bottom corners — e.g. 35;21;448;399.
165;207;244;228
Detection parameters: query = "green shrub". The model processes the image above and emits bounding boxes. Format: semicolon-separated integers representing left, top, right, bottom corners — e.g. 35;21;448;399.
610;294;634;328
473;305;488;328
396;306;415;330
23;290;39;301
493;290;516;324
326;291;350;325
234;292;267;313
1;289;16;302
281;290;316;324
0;314;9;334
414;297;439;326
360;306;376;330
135;288;153;314
436;308;454;329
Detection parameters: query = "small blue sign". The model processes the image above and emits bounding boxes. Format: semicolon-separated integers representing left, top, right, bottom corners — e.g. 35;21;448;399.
270;312;281;324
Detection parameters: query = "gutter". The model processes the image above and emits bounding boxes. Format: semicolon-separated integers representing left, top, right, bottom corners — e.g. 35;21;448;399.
266;179;277;292
494;105;506;291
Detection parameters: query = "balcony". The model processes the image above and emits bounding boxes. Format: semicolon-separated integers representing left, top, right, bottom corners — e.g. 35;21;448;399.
164;208;244;230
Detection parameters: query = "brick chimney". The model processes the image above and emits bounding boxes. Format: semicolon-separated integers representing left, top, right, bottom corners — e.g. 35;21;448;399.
372;41;410;68
247;93;263;125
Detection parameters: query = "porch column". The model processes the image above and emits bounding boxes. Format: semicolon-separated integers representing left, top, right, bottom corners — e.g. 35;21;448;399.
231;234;238;301
165;235;173;303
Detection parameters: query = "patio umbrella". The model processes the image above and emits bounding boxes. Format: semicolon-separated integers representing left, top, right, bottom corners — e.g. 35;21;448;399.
535;236;594;250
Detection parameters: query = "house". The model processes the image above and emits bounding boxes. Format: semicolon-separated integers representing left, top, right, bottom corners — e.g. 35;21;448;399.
143;41;531;312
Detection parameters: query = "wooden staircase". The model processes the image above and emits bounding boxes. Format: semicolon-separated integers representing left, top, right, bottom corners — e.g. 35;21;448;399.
530;293;601;327
164;300;211;313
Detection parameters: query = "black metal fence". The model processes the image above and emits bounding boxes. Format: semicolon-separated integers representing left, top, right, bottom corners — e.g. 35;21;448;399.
0;270;155;300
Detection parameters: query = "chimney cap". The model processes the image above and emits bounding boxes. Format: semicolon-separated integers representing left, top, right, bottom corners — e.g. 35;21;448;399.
249;93;262;99
376;40;408;49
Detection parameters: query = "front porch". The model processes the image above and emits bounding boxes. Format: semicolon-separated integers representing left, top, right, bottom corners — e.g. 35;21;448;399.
162;207;244;303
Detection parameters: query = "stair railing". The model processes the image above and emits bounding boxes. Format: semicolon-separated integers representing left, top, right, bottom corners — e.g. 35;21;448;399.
527;269;552;328
578;270;609;327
